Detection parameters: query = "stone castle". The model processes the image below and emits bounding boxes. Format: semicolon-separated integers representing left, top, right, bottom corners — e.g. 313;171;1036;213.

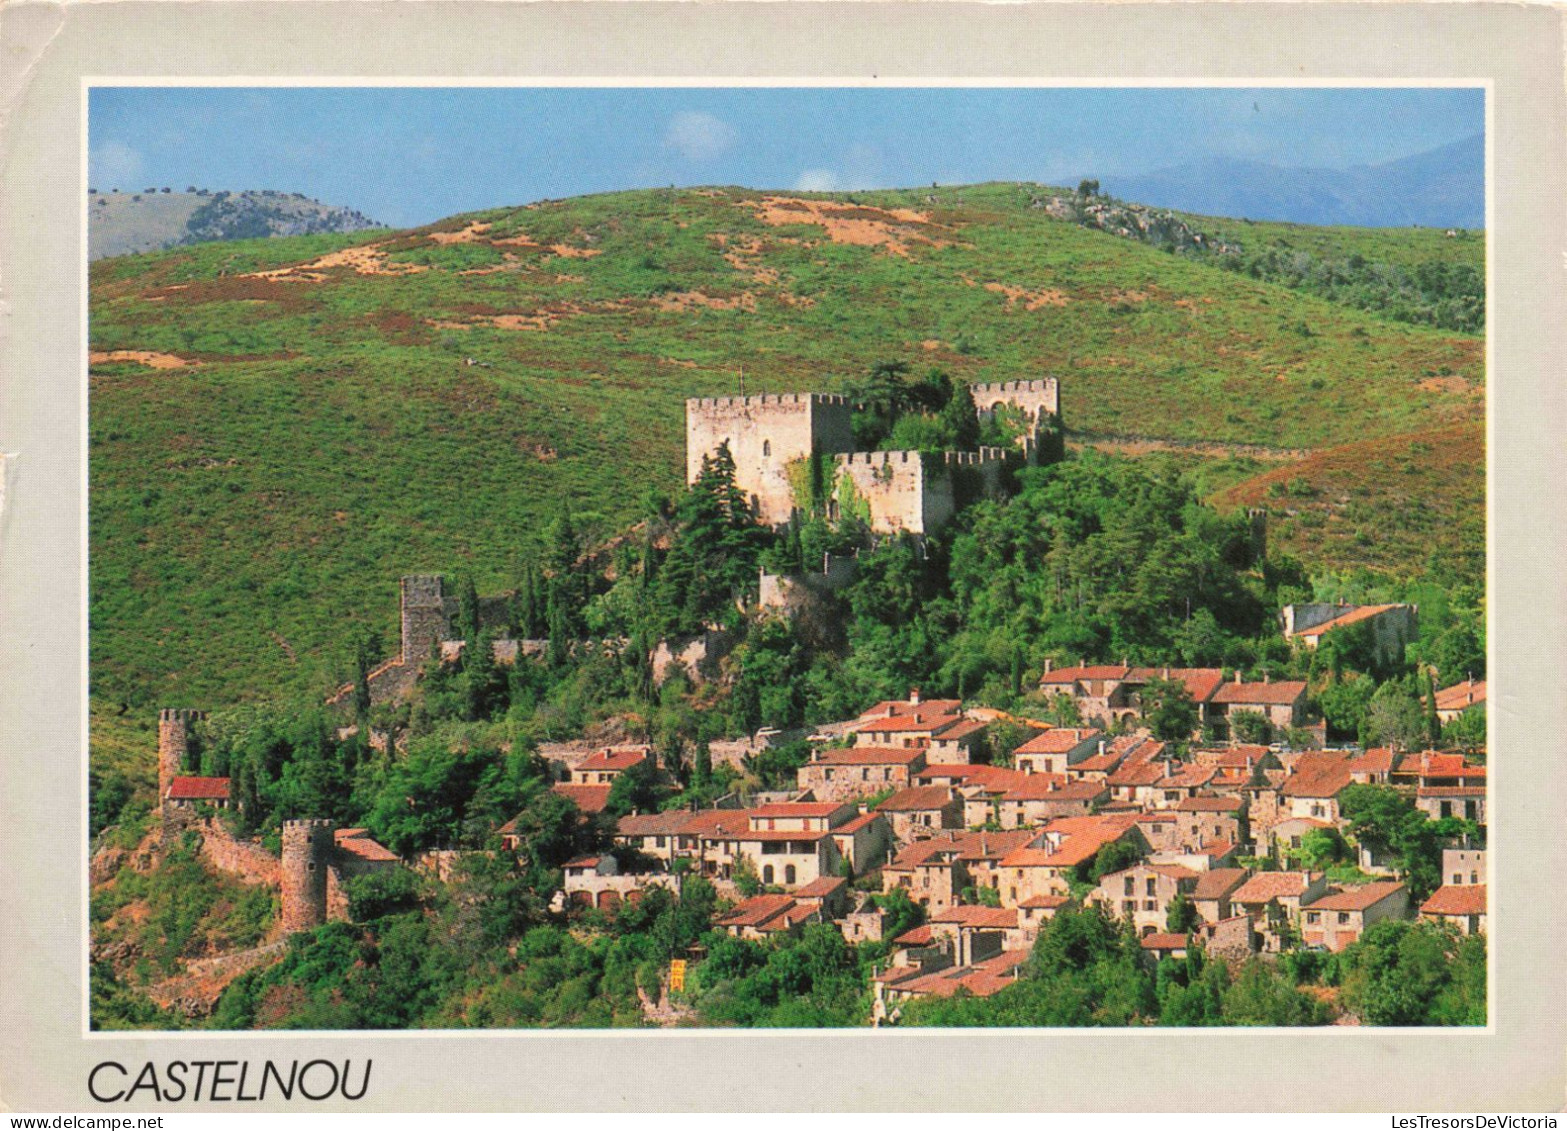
684;378;1062;534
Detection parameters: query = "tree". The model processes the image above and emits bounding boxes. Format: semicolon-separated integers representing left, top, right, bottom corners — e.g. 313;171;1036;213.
1338;919;1481;1026
1141;677;1199;742
604;758;665;818
1229;709;1272;745
1443;704;1486;755
937;380;981;452
1362;678;1427;752
1423;668;1443;748
1166;891;1199;933
1077;179;1101;198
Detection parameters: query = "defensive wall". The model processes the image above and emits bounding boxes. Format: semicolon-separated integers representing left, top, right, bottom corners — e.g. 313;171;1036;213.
684;394;854;526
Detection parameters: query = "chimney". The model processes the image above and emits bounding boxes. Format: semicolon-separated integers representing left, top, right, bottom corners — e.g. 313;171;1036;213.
1162;667;1170;680
909;687;921;705
1043;658;1054;674
1263;672;1270;685
1234;671;1243;684
1098;739;1107;756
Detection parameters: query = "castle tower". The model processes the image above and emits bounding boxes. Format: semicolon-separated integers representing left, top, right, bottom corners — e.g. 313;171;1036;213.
399;575;452;664
280;819;335;933
970;379;1063;464
157;709;207;808
685;393;854;526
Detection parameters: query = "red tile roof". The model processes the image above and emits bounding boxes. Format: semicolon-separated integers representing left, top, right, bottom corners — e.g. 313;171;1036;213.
1280;751;1357;799
1212;680;1308;706
1417;786;1487;799
875;785;959;813
793;876;847;900
577;748;648;772
1421;884;1488;917
334;829;398;863
616;810;694;837
1304;882;1407;912
1176;796;1244;812
165;775;230;801
751;801;845;818
891;925;935;946
1039;665;1131;684
932;719;989;742
1016;728;1102;755
1435;679;1487;712
1192;868;1249;901
717;894;798;929
1020;893;1070;909
930;905;1019;929
1232;871;1320;904
858;714;962;734
551;783;612;813
833;813;883;835
1129;667;1228;704
1140;932;1191;951
810;746;926;767
1004;778;1106;803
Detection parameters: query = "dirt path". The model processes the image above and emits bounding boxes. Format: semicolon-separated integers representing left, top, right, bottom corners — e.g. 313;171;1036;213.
1068;431;1310;462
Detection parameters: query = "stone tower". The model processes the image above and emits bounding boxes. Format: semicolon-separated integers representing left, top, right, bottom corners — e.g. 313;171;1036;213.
970;379;1063;464
157;709;206;808
280;819;335;933
399;575;452;665
685;393;855;526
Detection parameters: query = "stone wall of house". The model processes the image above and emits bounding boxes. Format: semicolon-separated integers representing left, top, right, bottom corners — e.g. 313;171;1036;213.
686;394;854;526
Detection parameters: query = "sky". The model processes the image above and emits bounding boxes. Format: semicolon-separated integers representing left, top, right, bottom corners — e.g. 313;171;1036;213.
89;86;1484;228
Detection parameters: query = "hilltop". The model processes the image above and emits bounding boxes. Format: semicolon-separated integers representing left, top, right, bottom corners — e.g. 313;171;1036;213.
87;182;1484;707
88;187;383;260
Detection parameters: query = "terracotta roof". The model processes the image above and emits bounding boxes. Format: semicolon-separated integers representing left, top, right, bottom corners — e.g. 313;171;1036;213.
1000;815;1140;869
859;698;963;721
933;719;989;742
1129;667;1228;704
1140;932;1191;951
1212;680;1308;706
577;748;648;772
1192;868;1249;901
810;746;926;767
717;894;798;929
1280;752;1356;799
793;876;847;900
1294;604;1406;637
1176;796;1244;812
1417;786;1487;799
930;906;1019;929
891;925;935;946
1039;665;1131;684
875;785;958;812
679;809;757;839
885;829;1034;872
858;714;962;734
334;829;398;863
1016;728;1102;755
1304;882;1407;912
551;783;612;813
918;763;1022;787
1348;748;1396;776
1004;778;1106;803
833;813;883;835
1102;862;1197;883
751;802;845;818
1232;871;1320;904
1020;893;1070;909
165;775;230;801
1397;752;1487;780
617;810;695;837
1435;679;1487;712
562;855;603;870
1421;884;1488;917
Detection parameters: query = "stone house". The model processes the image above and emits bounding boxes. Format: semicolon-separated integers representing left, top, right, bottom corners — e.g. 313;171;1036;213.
1282;602;1418;667
1417;787;1486;826
1210;675;1309;732
1171;796;1246;851
926;718;989;763
994;777;1107;828
830;811;892;874
1036;663;1136;724
1012;727;1105;775
880;829;1035;913
797;746;927;802
571;747;652;785
1190;868;1249;925
561;857;679;912
1420;884;1487;935
874;786;964;843
1229;870;1330;950
995;815;1147;908
927;905;1020;966
1443;847;1486;887
1095;862;1200;936
1301;881;1410;951
1267;816;1337;862
1435;678;1487;724
716;893;821;940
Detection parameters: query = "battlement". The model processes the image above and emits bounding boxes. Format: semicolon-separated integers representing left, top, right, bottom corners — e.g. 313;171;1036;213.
943;446;1012;467
400;574;447;608
686;393;849;410
158;708;207;724
835;450;922;467
282;818;335;832
971;379;1058;396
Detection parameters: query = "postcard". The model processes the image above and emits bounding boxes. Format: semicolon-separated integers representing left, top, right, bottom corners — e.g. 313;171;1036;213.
1;0;1564;1113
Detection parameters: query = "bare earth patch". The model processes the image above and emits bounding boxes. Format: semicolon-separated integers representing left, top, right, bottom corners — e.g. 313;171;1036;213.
983;282;1071;311
742;196;956;258
653;291;758;313
1418;375;1474;395
427;220;493;244
90;349;196;369
245;243;430;283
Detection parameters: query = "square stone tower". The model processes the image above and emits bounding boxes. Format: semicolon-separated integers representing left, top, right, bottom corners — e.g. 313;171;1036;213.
685;393;854;526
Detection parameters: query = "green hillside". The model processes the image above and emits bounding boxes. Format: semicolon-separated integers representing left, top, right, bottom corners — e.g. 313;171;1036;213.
88;182;1484;708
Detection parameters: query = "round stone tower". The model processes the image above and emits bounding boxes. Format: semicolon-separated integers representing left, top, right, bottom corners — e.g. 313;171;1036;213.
157;708;207;808
280;819;335;933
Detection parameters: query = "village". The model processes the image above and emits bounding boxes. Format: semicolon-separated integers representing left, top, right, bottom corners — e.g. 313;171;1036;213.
130;379;1489;1026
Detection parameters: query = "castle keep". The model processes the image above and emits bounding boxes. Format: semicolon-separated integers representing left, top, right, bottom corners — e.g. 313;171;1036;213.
684;393;855;526
685;378;1064;535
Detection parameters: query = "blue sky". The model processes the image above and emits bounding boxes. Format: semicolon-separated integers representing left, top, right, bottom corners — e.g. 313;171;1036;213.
89;86;1484;228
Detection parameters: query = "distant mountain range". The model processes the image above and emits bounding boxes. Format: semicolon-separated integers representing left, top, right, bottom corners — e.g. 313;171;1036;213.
88;188;383;260
1092;134;1483;229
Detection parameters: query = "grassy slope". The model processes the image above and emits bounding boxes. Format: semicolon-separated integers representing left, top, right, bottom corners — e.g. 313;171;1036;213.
89;182;1484;708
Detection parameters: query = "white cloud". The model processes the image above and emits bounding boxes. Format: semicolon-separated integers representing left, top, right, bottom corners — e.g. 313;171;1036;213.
90;141;144;190
664;111;736;162
794;169;838;192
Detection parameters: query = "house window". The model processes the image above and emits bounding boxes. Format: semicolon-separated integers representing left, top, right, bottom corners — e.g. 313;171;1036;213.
656;836;666;848
1306;912;1320;924
1146;878;1157;897
763;439;771;458
1124;877;1135;896
1452;873;1462;885
785;865;797;885
763;865;775;884
1471;871;1479;884
1144;900;1157;912
1338;912;1350;925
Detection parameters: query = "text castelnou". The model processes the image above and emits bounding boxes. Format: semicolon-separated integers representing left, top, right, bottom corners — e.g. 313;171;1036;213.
89;1060;371;1103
